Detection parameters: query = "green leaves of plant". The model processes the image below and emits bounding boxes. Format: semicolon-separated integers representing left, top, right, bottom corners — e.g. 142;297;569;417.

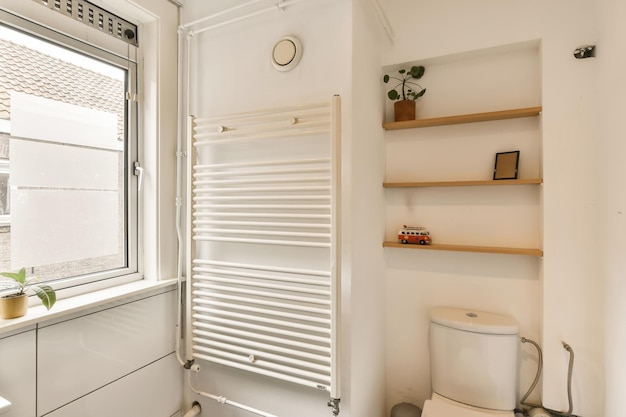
1;267;57;310
383;65;426;101
410;65;425;79
405;88;427;100
32;284;56;310
1;267;27;284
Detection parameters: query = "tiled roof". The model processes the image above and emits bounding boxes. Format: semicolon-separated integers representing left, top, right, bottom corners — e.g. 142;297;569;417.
0;38;125;139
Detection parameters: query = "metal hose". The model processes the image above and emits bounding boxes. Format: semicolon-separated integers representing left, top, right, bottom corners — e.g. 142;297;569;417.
520;337;543;407
552;342;574;416
519;337;576;416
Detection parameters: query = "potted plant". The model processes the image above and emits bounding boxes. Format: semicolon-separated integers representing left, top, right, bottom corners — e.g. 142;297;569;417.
0;267;56;319
383;65;427;122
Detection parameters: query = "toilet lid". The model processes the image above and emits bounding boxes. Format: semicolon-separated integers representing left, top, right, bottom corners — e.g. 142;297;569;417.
422;397;515;417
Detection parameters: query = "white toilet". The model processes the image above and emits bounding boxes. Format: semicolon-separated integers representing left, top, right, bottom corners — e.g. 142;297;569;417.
422;307;520;417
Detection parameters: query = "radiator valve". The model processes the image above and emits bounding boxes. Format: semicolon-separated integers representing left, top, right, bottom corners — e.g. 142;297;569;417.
327;397;340;416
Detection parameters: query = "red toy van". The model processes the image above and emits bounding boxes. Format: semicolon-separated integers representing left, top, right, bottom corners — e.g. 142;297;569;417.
398;225;431;245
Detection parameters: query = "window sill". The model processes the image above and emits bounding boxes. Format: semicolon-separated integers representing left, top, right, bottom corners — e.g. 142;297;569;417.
0;278;178;336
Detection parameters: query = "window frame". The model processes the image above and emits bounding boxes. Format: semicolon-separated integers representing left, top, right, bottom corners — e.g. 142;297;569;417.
0;9;142;293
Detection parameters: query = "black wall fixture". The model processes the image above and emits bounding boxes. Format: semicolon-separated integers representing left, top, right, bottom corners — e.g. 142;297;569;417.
573;45;595;59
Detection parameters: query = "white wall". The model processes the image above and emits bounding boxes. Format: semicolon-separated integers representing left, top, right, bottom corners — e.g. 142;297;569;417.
118;0;180;282
595;0;626;416
180;1;387;416
347;1;387;416
380;1;602;416
183;0;350;114
179;1;619;416
383;45;543;411
181;1;353;416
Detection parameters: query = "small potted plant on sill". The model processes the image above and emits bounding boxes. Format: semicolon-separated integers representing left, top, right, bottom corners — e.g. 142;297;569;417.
383;65;427;122
0;267;56;319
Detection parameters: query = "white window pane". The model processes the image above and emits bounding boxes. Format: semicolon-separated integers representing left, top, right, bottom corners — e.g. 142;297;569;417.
10;92;122;150
10;139;120;190
0;19;135;284
11;189;120;267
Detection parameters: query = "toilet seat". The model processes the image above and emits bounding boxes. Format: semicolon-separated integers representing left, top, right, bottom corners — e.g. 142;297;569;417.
422;394;515;417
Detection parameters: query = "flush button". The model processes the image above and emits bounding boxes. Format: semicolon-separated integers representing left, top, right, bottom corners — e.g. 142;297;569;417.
466;312;478;318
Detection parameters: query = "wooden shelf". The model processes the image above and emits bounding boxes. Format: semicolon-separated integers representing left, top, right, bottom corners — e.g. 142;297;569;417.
384;178;543;188
383;241;543;257
382;106;542;131
382;104;543;259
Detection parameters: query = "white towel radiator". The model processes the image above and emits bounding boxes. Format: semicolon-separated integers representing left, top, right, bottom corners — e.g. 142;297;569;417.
186;96;341;414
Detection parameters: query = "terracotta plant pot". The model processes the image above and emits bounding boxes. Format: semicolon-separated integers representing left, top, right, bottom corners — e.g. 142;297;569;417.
0;294;28;319
394;99;416;122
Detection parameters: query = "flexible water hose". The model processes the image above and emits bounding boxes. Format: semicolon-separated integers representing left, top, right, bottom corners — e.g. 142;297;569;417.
520;337;543;407
552;342;574;416
520;337;575;416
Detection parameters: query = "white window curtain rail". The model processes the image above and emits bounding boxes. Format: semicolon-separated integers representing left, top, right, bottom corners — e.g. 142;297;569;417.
186;96;342;413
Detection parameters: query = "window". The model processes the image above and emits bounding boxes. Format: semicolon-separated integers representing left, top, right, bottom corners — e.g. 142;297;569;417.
0;11;139;291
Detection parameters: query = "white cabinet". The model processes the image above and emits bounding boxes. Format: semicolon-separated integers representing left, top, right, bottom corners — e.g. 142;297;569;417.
0;329;36;417
44;353;182;417
37;290;177;415
0;288;181;417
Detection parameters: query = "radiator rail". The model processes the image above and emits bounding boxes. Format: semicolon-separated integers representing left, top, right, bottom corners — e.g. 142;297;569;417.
188;97;341;400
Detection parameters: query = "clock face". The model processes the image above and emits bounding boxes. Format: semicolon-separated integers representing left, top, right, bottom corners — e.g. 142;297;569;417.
272;36;302;71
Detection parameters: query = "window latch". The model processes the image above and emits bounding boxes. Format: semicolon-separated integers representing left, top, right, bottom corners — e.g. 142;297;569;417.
134;161;144;192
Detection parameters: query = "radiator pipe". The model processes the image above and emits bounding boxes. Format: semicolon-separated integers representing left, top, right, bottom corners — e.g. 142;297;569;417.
187;372;278;417
183;401;201;417
173;24;186;368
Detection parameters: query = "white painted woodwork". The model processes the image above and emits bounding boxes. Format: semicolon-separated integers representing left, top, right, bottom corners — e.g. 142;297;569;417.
0;330;36;417
37;291;177;415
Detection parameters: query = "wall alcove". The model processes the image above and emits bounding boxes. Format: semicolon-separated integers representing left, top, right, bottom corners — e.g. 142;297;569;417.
383;41;543;257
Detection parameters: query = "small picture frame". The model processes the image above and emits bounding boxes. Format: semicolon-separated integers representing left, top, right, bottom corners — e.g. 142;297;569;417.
493;151;520;180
